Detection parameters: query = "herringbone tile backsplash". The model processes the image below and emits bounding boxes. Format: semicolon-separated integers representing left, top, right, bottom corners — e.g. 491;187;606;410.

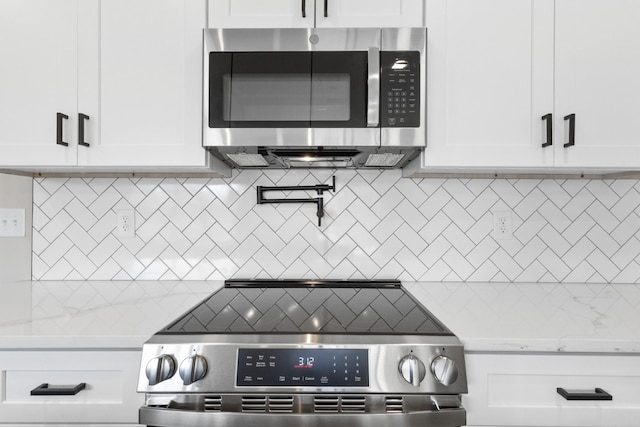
32;170;640;283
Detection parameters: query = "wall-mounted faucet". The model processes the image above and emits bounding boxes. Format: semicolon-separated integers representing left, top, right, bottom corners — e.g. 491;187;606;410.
256;176;336;226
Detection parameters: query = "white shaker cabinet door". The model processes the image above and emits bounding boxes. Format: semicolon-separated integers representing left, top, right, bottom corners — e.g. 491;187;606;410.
316;0;424;28
77;0;211;169
0;350;142;424
465;353;640;427
421;0;554;169
0;0;78;167
554;0;640;168
209;0;423;29
208;0;313;28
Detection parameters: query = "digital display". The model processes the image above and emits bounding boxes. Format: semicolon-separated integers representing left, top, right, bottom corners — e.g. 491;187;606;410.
294;356;315;369
237;348;369;387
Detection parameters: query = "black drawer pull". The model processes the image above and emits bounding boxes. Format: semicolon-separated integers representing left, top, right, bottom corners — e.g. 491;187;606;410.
31;382;86;396
78;113;90;147
541;113;552;147
56;112;69;146
563;113;576;147
557;387;612;401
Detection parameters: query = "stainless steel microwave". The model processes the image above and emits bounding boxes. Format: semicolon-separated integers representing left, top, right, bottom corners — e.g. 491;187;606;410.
203;28;426;169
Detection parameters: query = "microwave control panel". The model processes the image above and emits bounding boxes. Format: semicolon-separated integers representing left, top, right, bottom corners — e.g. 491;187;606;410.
380;51;421;127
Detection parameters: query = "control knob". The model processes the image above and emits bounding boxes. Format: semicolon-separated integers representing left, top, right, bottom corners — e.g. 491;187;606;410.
146;355;177;386
431;355;458;386
179;355;208;385
398;354;426;387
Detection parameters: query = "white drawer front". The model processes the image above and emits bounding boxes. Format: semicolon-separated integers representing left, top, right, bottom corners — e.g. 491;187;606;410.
465;353;640;427
0;351;142;424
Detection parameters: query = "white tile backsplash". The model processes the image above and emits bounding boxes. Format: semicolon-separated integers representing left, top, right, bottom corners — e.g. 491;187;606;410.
32;170;640;283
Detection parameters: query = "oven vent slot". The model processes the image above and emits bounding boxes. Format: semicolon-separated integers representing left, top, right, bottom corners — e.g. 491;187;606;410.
314;396;339;413
242;396;267;412
385;396;404;413
204;396;222;412
314;396;366;413
267;396;295;413
341;396;366;413
241;396;294;413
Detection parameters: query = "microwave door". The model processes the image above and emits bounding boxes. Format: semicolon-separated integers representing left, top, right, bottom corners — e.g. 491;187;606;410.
204;28;383;149
210;51;372;129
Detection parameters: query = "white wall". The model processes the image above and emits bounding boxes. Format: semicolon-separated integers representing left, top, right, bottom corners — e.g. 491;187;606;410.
0;173;32;282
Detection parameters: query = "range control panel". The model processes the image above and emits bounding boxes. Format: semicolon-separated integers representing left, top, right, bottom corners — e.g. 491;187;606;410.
380;51;421;127
236;348;369;387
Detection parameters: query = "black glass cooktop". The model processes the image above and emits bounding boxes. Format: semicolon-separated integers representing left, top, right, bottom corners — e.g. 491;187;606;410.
160;280;452;335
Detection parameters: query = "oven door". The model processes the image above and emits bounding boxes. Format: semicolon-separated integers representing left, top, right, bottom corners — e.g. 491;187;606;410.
140;394;466;427
203;28;381;148
140;407;466;427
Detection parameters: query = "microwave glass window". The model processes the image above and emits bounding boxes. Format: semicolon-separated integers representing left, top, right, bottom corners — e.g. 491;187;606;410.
222;73;350;122
311;74;350;121
223;74;311;122
209;51;366;128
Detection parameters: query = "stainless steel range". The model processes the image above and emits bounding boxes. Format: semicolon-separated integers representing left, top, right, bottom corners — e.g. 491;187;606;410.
138;280;467;427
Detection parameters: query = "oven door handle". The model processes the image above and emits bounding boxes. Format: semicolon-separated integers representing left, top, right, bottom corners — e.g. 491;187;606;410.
367;46;380;128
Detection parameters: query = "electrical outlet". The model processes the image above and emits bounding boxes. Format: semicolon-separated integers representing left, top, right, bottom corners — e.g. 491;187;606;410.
116;209;135;238
493;210;512;240
0;209;25;237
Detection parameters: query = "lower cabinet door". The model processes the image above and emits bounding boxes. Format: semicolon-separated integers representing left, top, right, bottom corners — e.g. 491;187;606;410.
0;350;143;424
464;353;640;427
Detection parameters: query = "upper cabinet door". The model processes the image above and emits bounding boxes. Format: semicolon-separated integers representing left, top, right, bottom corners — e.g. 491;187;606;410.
77;0;210;168
0;0;78;167
422;0;554;169
209;0;313;28
554;0;640;168
315;0;424;27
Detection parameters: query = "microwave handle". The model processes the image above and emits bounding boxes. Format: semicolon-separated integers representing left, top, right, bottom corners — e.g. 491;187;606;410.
367;46;380;127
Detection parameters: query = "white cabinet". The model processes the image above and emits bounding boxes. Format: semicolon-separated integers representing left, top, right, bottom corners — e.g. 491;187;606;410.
408;0;640;175
208;0;313;28
465;353;640;427
77;0;212;169
0;0;225;173
417;0;555;170
0;350;142;425
208;0;424;28
554;0;640;169
0;0;79;167
316;0;424;27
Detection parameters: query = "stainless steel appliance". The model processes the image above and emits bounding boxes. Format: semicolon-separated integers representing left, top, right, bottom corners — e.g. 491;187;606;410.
203;28;426;169
138;280;467;427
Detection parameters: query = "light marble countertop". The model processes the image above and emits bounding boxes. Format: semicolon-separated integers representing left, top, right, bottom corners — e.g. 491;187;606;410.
0;280;638;353
0;280;221;349
405;281;640;353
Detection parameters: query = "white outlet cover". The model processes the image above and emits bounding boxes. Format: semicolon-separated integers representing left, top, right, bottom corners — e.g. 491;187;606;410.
116;209;135;238
0;208;26;237
493;210;512;240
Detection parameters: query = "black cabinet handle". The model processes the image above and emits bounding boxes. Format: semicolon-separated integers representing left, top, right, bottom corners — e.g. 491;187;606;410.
56;112;69;146
324;0;328;17
563;113;575;148
301;0;306;17
541;113;552;147
78;113;90;147
31;382;87;396
557;387;612;401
